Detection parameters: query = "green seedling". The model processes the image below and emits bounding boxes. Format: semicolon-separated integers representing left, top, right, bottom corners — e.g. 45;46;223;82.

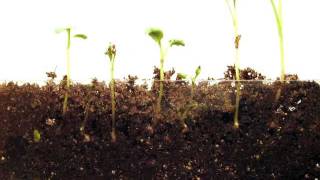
55;27;87;115
176;66;201;132
146;28;185;118
225;0;241;128
177;66;201;97
33;129;41;143
105;43;117;142
270;0;285;81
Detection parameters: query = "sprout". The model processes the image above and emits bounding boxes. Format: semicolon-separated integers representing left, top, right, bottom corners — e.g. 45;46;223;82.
192;66;201;87
177;66;201;97
55;27;87;115
105;43;117;142
146;27;185;118
225;0;241;128
33;129;41;142
270;0;285;81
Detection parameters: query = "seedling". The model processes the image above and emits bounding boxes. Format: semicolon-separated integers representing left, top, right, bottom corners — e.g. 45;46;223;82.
270;0;285;81
105;43;117;142
177;65;201;97
176;66;201;132
225;0;241;128
55;27;87;115
146;28;185;117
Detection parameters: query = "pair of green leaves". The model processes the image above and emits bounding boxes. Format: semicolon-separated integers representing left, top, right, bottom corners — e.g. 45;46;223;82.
146;28;185;47
177;66;201;83
55;27;87;40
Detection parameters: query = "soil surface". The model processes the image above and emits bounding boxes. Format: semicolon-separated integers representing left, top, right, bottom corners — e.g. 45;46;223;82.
0;67;320;179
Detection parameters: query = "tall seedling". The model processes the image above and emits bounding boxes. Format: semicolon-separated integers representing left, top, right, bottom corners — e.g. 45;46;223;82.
105;43;117;142
225;0;241;128
55;27;87;115
146;28;185;121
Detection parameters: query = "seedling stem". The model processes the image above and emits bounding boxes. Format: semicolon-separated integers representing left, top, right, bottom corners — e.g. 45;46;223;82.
56;27;87;115
105;43;117;142
225;0;240;128
270;0;285;81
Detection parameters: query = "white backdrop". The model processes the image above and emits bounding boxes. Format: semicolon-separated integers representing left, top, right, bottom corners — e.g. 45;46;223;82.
0;0;319;83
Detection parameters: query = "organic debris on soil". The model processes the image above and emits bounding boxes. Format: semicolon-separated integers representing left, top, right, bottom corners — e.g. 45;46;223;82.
0;67;320;179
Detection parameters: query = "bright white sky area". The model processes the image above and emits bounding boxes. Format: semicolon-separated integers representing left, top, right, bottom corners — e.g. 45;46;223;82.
0;0;320;83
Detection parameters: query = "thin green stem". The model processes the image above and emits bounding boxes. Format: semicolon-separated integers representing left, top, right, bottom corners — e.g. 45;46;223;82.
271;0;285;81
156;45;165;115
63;29;71;115
226;0;241;128
110;58;116;142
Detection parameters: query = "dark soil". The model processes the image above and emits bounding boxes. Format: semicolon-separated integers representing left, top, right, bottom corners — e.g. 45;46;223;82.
0;67;320;179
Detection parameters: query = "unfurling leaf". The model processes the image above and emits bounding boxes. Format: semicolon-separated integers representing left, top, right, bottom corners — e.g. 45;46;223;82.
74;34;87;40
33;129;41;142
169;39;185;47
146;28;163;46
54;28;66;34
195;66;201;78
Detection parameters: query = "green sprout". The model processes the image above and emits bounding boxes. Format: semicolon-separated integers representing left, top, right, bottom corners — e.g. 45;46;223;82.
270;0;285;81
33;129;41;143
146;28;185;116
105;43;117;142
176;66;201;132
55;27;87;115
177;66;201;97
225;0;241;128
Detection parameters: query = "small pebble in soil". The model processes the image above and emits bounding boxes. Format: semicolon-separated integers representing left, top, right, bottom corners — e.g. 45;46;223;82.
305;174;310;178
316;163;320;168
1;156;5;161
46;118;56;126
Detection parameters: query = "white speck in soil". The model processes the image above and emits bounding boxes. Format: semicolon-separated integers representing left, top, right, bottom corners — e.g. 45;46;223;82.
246;166;251;172
288;106;296;112
276;105;284;114
111;170;116;175
1;156;5;161
80;167;84;171
231;82;235;87
296;99;302;104
316;163;320;168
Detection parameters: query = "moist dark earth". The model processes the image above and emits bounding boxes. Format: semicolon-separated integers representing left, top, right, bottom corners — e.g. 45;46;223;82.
0;67;320;179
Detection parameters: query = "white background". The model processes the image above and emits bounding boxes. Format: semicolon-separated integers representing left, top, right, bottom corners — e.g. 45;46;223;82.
0;0;319;83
